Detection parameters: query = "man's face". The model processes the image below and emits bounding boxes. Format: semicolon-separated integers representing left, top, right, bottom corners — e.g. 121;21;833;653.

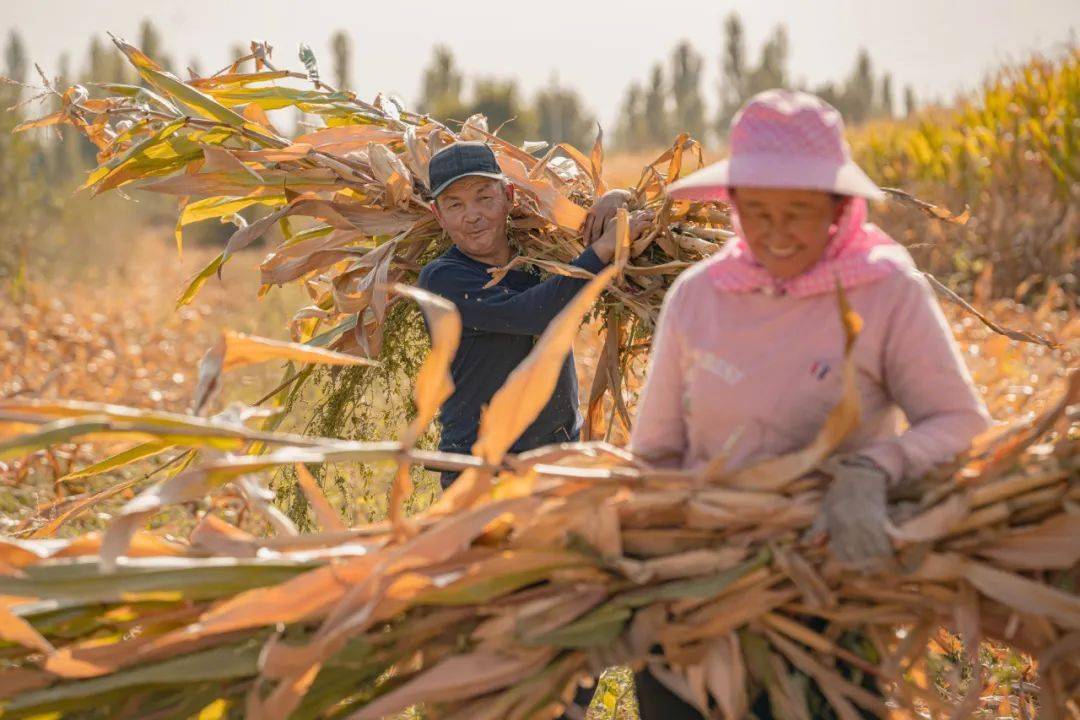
732;187;844;280
433;176;514;263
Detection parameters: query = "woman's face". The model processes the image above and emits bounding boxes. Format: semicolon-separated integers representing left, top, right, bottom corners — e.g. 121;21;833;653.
731;188;845;280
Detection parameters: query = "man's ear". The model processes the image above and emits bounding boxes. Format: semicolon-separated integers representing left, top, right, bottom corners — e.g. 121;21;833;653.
430;199;443;225
503;182;515;204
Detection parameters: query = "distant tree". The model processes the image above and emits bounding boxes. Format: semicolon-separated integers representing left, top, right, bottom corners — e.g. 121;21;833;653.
419;45;466;120
330;30;352;91
56;52;71;87
643;63;669;146
670;40;706;141
534;76;594;149
748;26;789;92
903;84;917;117
4;30;27;85
471;77;534;144
87;36;106;80
716;12;747;133
85;36;130;85
614;82;646;150
813;81;843;112
1;31;60;278
717;19;790;135
3;30;27;106
138;19;172;72
879;73;894;118
841;48;876;124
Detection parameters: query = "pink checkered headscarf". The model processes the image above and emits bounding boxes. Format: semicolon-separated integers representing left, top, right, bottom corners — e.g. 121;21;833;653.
667;89;908;297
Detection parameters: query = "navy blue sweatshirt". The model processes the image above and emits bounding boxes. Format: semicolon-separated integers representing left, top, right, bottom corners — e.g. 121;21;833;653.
418;244;607;455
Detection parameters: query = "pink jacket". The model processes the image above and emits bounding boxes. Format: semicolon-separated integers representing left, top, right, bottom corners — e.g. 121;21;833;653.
629;249;992;482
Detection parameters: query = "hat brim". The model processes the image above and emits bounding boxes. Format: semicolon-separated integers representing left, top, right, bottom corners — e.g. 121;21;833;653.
667;153;884;202
430;171;507;198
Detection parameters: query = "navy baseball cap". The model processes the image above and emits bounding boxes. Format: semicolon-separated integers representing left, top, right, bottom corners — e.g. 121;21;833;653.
427;141;505;198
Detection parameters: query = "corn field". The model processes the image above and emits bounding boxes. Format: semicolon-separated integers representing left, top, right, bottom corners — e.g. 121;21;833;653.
0;36;1077;720
853;48;1079;299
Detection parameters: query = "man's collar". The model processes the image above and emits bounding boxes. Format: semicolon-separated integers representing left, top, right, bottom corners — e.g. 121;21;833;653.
449;242;515;269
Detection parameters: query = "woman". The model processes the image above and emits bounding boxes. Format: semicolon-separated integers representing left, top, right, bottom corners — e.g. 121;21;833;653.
628;89;991;717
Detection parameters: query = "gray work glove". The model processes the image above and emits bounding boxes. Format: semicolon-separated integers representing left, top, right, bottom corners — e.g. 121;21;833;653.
817;454;895;573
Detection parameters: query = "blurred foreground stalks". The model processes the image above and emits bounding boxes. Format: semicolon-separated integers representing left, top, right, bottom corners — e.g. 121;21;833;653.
0;266;1076;719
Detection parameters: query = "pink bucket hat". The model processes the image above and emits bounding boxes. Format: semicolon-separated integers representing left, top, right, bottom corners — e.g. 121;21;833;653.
667;89;884;201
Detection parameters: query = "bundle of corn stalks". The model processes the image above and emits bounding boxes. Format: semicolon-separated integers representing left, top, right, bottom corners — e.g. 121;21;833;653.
8;37;732;439
0;253;1077;719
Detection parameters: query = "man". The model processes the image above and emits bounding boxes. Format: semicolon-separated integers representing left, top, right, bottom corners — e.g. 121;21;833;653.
418;141;641;488
420;142;689;719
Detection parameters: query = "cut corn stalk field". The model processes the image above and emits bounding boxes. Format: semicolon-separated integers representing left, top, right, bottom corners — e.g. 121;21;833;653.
3;37;1079;720
853;48;1079;300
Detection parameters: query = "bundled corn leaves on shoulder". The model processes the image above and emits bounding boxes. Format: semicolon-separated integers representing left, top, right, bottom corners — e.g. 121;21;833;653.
11;36;727;408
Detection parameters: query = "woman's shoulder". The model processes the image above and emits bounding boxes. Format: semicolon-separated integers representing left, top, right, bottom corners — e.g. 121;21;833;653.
847;262;942;330
849;252;931;297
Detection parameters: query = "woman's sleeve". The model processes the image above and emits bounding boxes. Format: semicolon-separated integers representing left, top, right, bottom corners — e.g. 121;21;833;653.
858;272;992;482
629;282;690;468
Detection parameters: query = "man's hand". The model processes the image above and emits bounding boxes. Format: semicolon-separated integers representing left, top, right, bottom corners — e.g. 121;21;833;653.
591;211;653;264
583;189;632;245
817;455;895;573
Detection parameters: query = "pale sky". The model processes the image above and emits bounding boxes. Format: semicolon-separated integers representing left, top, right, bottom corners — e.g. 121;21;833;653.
3;0;1077;134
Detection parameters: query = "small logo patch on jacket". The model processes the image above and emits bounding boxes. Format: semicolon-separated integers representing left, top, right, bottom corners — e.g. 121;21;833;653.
691;349;745;385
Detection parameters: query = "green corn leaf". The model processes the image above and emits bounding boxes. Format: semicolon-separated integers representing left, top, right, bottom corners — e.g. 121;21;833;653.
56;441;172;482
0;558;317;604
176;252;225;308
2;639;264;716
112;36;247;126
298;44;320;85
526;604;631;648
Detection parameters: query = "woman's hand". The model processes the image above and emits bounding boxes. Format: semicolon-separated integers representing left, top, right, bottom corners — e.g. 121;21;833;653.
591;211;653;264
583;188;632;245
818;455;895;573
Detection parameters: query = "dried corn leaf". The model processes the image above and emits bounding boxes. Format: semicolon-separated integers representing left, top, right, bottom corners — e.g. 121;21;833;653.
975;513;1080;569
473;265;616;464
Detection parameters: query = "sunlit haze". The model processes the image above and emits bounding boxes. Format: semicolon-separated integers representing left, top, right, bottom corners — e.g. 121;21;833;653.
4;0;1077;135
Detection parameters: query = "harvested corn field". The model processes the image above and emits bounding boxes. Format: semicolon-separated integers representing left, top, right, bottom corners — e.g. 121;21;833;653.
1;11;1077;720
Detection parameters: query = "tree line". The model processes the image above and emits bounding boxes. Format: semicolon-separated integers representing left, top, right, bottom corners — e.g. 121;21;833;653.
0;15;920;278
414;14;918;151
615;14;917;149
1;12;920;192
